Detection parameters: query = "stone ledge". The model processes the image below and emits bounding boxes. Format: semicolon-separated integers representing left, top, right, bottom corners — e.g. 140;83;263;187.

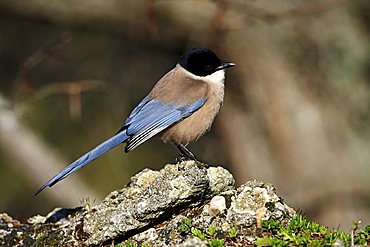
0;161;295;246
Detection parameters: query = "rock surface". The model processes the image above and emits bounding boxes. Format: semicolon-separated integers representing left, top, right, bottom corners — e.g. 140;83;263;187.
0;161;295;246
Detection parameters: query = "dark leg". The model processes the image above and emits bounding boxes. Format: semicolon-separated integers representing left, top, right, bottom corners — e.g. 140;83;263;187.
175;144;209;167
176;144;197;161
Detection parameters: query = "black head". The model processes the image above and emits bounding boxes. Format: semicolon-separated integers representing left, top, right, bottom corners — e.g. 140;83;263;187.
179;48;235;76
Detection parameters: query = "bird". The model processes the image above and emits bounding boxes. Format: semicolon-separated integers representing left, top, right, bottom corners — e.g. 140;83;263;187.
35;47;235;195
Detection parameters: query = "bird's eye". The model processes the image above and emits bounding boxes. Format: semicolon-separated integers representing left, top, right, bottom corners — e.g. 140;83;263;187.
205;65;212;70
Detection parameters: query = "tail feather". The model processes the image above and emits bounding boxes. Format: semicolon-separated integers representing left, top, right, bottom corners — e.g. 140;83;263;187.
35;131;129;195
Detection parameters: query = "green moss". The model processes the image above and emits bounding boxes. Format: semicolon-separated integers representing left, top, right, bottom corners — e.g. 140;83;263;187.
194;160;206;169
121;241;136;247
228;228;238;238
256;215;370;246
261;218;281;235
207;226;217;237
141;243;151;247
178;218;192;234
192;228;206;240
177;220;240;246
208;238;224;247
351;221;370;245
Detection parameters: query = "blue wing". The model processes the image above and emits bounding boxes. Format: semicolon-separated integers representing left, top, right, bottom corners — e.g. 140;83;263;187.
122;98;206;151
35;97;205;195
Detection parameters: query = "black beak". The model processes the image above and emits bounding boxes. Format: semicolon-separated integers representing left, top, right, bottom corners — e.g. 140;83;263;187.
216;62;236;71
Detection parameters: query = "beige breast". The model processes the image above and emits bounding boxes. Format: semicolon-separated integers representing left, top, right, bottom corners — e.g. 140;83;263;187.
149;64;225;145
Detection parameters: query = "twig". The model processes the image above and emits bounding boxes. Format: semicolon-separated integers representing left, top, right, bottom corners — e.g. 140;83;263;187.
145;0;160;41
14;32;72;95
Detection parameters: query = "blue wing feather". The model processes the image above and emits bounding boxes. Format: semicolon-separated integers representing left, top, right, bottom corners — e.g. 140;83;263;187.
124;98;206;151
35;97;205;195
123;96;149;126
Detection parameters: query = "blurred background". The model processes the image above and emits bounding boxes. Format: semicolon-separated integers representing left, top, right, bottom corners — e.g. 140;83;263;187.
0;0;369;231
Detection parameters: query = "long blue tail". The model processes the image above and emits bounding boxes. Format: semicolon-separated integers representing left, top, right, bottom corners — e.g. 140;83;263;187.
35;131;129;195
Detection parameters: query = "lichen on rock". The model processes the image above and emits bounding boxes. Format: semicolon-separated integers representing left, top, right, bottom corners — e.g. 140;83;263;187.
0;161;295;246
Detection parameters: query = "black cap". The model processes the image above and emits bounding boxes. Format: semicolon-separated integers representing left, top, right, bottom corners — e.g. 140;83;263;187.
179;48;235;77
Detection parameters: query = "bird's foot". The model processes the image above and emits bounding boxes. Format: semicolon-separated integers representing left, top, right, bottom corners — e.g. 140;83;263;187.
175;155;209;168
176;154;195;163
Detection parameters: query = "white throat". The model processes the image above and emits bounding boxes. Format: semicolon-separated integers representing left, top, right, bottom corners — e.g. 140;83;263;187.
177;64;225;87
204;70;225;86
